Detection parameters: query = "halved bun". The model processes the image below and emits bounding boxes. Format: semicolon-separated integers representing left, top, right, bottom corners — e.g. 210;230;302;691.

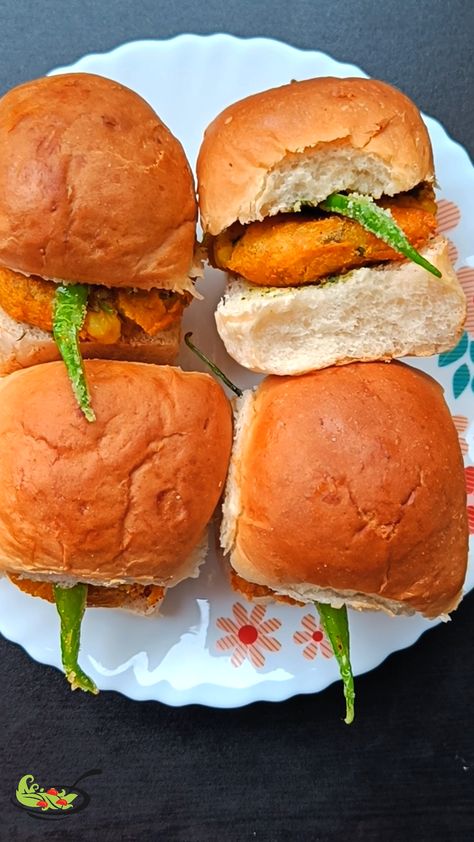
221;363;468;619
198;77;434;235
0;304;180;374
0;361;233;587
0;73;197;292
215;237;466;375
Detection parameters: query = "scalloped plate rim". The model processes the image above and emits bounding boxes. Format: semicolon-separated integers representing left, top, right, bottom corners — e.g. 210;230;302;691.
0;34;472;709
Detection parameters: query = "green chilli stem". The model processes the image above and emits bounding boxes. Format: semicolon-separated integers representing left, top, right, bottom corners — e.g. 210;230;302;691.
52;284;96;422
185;332;243;397
316;602;355;724
53;584;98;695
320;192;442;279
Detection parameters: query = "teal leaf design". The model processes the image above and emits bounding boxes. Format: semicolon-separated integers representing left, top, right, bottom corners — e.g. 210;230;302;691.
438;332;468;367
453;363;470;398
470;339;474;364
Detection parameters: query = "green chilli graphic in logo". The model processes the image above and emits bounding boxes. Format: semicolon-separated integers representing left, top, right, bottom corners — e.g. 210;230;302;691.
13;769;101;819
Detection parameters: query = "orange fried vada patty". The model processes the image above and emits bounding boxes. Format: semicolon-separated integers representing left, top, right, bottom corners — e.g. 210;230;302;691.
0;266;190;343
9;574;165;611
208;186;437;287
230;570;301;606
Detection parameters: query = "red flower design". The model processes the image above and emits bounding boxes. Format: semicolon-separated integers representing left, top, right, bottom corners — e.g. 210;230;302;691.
293;614;333;661
467;506;474;534
465;467;474;534
465;466;474;494
437;199;461;234
216;602;281;668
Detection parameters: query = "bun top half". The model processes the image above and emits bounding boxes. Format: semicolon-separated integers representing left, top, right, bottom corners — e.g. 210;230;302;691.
0;73;197;292
222;362;467;619
0;361;233;587
198;77;434;235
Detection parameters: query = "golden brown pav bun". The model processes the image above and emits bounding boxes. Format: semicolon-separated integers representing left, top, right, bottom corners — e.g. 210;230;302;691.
198;77;434;235
221;362;468;619
0;361;233;587
0;73;197;292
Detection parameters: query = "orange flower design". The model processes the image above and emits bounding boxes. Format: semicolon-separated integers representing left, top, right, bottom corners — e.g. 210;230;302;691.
437;199;461;234
465;467;474;534
453;414;469;456
216;602;281;668
293;614;333;661
447;239;459;265
434;200;474;334
457;267;474;336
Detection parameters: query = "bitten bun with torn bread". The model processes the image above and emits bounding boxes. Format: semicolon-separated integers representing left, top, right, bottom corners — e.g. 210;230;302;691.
221;362;468;619
198;77;466;374
0;360;233;691
0;72;200;375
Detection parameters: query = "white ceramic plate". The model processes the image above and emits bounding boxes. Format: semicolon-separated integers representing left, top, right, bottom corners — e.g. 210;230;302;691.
0;35;473;707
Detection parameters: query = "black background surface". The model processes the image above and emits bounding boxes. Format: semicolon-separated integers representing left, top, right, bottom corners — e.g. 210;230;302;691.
1;2;474;840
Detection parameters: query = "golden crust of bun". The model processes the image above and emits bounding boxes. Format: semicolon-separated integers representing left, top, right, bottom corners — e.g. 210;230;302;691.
0;361;232;586
198;77;434;235
0;74;197;291
228;362;467;618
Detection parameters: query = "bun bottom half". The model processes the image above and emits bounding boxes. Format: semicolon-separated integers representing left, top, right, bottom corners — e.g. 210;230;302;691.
2;531;208;595
0;305;180;374
229;566;419;617
215;238;465;375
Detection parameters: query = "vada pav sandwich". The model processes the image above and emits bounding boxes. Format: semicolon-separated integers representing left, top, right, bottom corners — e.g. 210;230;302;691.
198;77;465;374
0;361;232;693
220;361;469;721
0;73;199;419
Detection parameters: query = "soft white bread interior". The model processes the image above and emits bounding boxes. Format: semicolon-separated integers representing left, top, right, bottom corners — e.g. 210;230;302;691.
215;237;466;375
198;77;434;235
248;148;421;224
221;363;468;619
0;304;181;374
